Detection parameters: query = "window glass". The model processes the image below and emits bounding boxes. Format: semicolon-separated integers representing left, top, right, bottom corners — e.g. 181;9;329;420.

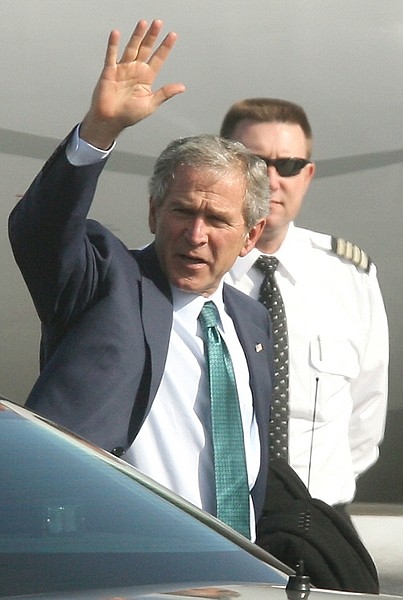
0;412;286;596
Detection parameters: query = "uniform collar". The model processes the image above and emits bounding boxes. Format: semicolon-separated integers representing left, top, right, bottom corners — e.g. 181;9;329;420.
230;223;313;284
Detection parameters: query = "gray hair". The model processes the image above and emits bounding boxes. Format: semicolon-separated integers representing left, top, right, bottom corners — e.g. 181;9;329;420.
148;134;269;229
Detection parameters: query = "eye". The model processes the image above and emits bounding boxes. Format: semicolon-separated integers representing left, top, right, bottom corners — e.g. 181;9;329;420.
208;214;229;226
172;206;193;216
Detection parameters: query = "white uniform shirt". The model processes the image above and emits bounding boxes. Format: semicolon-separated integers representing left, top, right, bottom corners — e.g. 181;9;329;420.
227;223;389;505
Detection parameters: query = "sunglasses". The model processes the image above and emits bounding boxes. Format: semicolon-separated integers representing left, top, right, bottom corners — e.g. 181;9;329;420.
257;156;311;177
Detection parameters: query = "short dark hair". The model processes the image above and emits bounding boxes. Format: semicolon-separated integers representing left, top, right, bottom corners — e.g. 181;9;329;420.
220;98;313;158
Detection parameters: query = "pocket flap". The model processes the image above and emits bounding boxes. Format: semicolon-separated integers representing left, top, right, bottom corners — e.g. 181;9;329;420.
310;336;360;378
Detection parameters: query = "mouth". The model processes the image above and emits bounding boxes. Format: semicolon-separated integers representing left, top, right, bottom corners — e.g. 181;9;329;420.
177;253;208;268
269;199;284;210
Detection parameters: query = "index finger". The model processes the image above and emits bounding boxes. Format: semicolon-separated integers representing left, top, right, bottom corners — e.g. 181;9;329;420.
148;31;179;76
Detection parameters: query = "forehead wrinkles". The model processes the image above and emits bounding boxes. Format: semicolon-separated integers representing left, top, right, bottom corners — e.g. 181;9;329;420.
172;164;243;186
168;166;246;202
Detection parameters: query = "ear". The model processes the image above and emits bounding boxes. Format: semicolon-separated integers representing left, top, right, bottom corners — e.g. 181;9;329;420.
148;197;157;234
239;218;266;257
298;161;315;199
305;161;316;185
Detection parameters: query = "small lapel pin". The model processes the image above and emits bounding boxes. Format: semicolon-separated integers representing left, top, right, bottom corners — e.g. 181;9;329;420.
255;343;263;353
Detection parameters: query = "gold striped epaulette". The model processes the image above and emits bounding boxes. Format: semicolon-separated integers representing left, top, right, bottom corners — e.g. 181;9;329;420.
331;236;372;273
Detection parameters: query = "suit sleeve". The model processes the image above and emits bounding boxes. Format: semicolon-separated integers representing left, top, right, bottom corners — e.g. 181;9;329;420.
8;130;109;328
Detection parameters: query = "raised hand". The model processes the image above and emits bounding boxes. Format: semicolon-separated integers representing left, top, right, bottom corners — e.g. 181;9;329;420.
81;19;186;149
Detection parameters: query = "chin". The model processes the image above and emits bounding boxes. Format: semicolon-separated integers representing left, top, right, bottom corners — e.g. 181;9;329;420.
265;216;287;232
174;278;203;294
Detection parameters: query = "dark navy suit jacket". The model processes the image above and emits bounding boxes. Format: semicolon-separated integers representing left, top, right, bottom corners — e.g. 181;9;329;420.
8;132;274;519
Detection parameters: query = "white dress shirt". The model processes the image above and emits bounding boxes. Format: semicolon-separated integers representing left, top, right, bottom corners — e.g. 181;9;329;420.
125;283;260;537
227;223;389;505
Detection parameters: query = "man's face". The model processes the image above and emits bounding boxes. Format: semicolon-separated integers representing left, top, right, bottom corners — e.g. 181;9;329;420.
149;165;264;296
230;120;315;244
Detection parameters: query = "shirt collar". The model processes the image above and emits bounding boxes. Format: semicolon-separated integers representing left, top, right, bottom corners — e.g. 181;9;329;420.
171;281;227;329
229;247;261;283
230;223;311;284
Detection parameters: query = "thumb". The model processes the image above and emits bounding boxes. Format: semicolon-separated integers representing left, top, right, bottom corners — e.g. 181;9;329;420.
153;83;186;108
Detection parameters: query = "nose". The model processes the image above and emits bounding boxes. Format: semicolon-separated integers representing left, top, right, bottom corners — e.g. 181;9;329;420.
184;216;208;245
267;165;281;189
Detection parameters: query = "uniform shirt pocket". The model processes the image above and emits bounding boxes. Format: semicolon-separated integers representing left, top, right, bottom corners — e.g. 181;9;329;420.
310;335;360;379
308;336;360;420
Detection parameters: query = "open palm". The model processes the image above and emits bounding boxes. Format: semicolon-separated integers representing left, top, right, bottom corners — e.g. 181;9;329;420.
82;19;185;147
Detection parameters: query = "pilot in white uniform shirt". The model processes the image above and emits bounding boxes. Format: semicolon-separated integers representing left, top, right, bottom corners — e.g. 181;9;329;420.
227;222;389;506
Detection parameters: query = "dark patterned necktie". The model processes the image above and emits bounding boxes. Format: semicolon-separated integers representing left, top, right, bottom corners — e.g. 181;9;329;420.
255;255;289;460
199;301;251;538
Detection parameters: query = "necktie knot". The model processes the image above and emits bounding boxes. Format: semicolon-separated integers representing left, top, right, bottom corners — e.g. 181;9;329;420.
255;256;281;313
199;301;219;330
255;255;279;277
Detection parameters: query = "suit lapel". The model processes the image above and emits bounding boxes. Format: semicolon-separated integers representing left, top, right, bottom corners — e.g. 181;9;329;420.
223;284;271;435
133;244;173;402
224;285;269;381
